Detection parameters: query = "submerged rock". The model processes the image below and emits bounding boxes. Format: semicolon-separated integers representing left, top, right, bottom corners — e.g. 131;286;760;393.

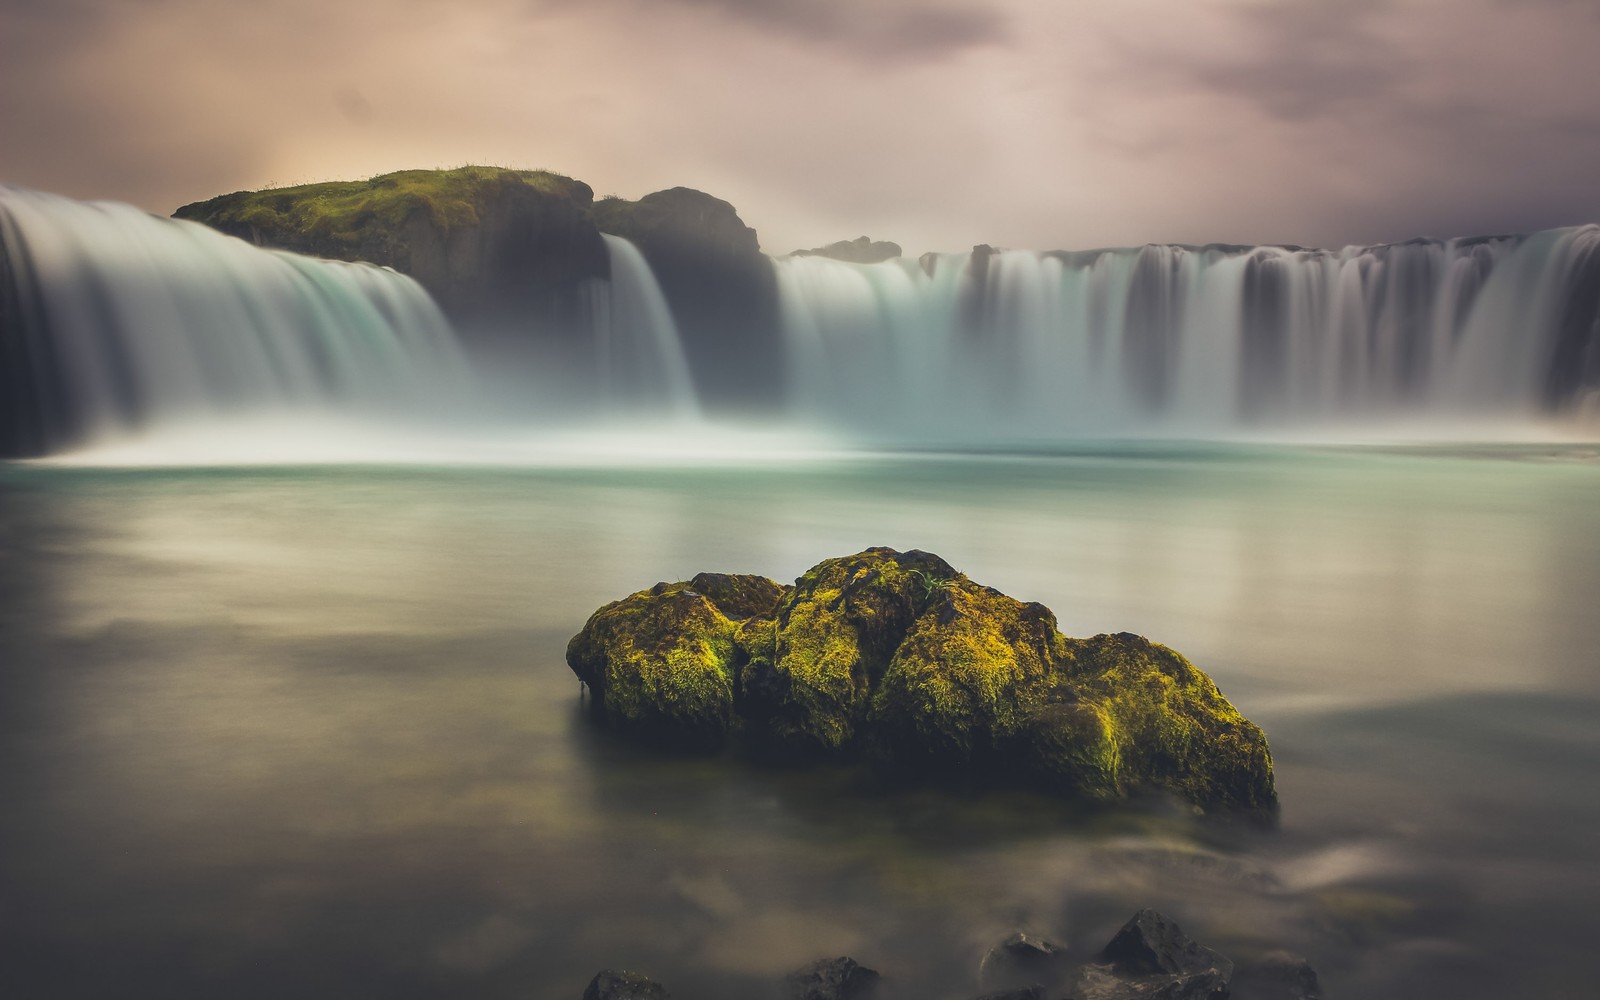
1100;909;1234;980
1070;909;1233;1000
566;547;1277;816
978;931;1072;992
1072;962;1228;1000
582;969;671;1000
784;956;881;1000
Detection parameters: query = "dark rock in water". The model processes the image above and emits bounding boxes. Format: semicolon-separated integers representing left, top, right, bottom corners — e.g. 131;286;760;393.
1069;909;1232;1000
1071;962;1228;1000
791;236;902;264
591;187;782;409
978;931;1071;991
784;956;881;1000
974;988;1046;1000
1229;950;1323;1000
567;547;1277;817
583;969;670;1000
1101;909;1233;979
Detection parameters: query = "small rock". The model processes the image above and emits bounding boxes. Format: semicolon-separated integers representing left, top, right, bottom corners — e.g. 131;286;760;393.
582;969;670;1000
1229;950;1322;1000
978;931;1071;990
785;956;881;1000
1101;909;1233;980
1072;962;1227;1000
1068;910;1233;1000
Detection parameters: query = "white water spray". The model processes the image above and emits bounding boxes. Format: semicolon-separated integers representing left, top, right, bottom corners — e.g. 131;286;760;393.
771;228;1600;440
0;185;468;454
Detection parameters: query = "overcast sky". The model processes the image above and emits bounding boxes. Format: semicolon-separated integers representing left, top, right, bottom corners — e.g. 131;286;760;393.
3;0;1599;256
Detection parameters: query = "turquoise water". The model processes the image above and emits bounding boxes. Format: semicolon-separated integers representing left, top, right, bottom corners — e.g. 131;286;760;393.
1;446;1597;998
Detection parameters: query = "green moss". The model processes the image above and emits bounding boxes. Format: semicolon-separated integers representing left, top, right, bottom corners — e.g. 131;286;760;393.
1013;700;1122;799
174;165;592;259
748;547;961;757
1065;633;1277;815
566;581;741;751
567;549;1277;817
688;571;788;620
871;581;1064;765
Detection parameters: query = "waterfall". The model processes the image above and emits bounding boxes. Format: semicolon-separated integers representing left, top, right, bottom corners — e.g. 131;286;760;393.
771;227;1600;440
5;182;1597;458
586;235;699;416
0;185;468;457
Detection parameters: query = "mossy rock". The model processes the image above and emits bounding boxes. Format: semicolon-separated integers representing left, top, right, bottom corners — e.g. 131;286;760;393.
565;548;1277;818
566;575;788;751
740;547;958;758
1065;632;1277;814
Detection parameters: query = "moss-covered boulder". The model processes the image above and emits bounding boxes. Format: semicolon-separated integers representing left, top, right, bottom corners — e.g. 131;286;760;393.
565;547;1277;818
741;547;958;758
567;574;788;751
1065;632;1278;816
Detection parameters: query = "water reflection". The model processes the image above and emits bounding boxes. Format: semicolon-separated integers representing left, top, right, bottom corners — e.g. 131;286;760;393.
0;447;1596;998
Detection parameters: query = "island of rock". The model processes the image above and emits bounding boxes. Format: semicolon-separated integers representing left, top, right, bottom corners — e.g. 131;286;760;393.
566;547;1277;817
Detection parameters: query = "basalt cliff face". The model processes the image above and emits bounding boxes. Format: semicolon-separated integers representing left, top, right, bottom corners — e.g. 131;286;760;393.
590;187;781;405
175;168;608;335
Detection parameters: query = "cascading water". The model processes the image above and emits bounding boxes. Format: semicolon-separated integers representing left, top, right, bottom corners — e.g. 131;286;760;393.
584;235;698;417
0;185;469;457
4;182;1597;458
771;227;1600;440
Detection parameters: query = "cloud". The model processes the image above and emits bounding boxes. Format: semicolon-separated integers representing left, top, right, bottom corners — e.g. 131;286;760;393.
1171;1;1407;121
3;0;1600;254
557;0;1010;61
657;0;1009;58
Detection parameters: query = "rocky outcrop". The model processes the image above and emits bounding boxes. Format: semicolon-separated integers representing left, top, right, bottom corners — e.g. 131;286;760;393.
784;957;881;1000
175;167;609;337
591;187;782;407
978;931;1072;993
174;170;788;408
567;547;1278;818
1070;910;1234;1000
791;236;902;264
573;912;1320;1000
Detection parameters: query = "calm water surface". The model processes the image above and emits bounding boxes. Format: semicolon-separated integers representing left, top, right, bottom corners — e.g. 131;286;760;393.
1;446;1597;999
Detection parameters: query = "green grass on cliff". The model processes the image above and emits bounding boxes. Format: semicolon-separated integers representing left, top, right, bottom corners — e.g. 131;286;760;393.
175;166;587;251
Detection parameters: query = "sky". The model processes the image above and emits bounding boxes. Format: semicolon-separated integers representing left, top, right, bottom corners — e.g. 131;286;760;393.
3;0;1599;257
